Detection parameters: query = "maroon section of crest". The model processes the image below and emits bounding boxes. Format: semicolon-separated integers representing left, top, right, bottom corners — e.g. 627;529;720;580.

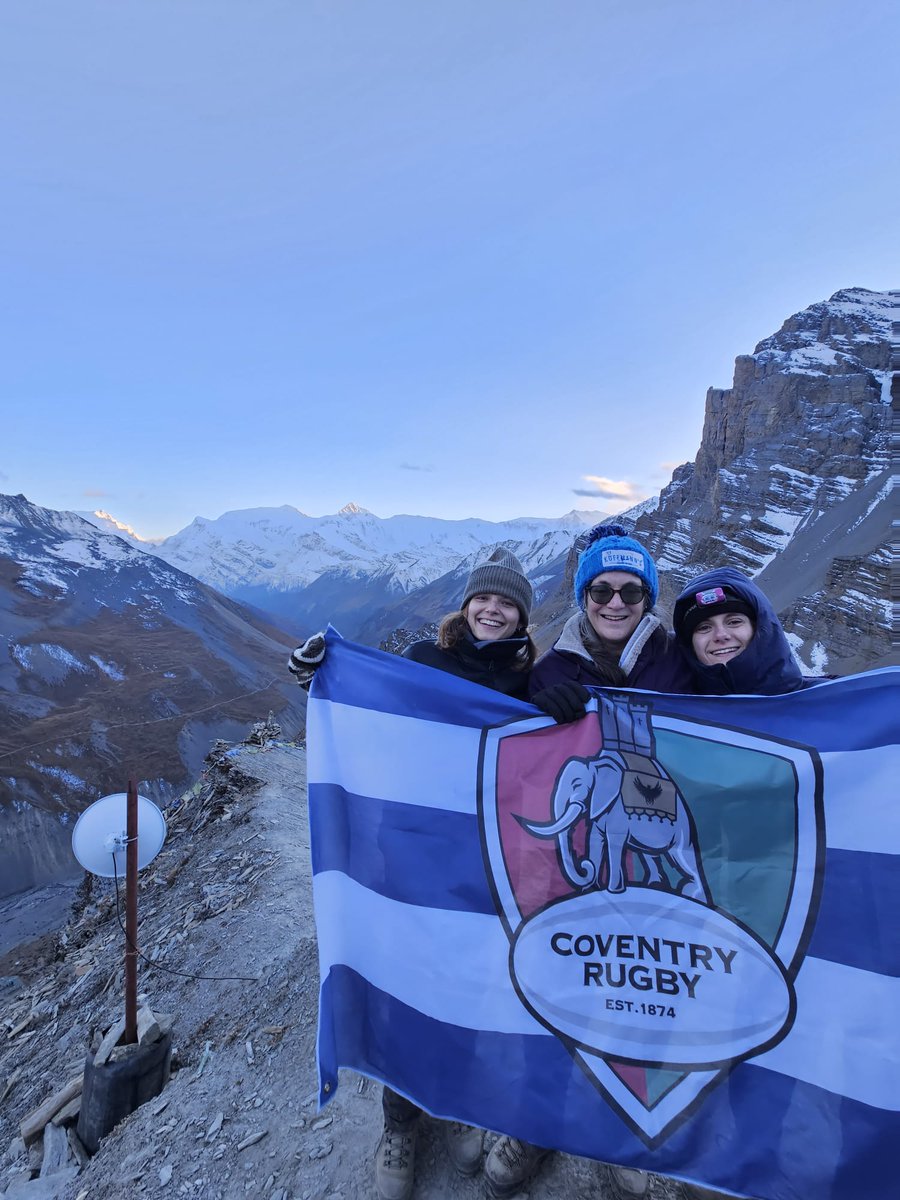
494;714;649;1105
495;715;602;921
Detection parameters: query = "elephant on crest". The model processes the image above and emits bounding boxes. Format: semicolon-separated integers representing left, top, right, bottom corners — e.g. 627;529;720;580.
522;751;710;903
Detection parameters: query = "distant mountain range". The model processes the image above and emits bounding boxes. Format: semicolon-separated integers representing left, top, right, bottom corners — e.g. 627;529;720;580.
79;504;607;639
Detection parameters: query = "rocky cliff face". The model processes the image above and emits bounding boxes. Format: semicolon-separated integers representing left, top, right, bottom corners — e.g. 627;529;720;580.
637;288;894;674
533;288;895;675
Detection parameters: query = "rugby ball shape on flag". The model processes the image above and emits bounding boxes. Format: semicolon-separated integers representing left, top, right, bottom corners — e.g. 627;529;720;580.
511;887;794;1067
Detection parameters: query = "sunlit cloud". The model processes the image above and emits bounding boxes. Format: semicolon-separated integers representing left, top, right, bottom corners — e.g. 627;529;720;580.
573;475;649;515
82;488;110;498
573;476;644;502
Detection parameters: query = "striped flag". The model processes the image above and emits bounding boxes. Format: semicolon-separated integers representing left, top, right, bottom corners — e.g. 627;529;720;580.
307;631;899;1200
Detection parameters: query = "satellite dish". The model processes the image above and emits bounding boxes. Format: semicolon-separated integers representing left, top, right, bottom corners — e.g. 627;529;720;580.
72;792;167;877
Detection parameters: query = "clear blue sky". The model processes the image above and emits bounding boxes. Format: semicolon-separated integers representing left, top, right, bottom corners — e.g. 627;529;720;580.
2;1;897;538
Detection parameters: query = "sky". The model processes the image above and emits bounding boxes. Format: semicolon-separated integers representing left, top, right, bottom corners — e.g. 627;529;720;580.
2;1;897;539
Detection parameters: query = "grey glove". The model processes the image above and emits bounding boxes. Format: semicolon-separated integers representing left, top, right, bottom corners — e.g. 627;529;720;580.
287;633;326;690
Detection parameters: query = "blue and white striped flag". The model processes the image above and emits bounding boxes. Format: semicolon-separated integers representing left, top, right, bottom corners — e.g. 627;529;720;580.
307;631;899;1200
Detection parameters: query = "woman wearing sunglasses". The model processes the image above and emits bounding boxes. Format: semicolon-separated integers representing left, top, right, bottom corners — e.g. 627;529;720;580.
526;523;694;697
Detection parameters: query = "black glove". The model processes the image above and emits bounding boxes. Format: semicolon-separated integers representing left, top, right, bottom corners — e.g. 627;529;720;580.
531;681;592;724
287;633;326;690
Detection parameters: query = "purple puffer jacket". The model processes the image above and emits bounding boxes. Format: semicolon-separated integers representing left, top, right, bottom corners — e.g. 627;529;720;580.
529;613;695;697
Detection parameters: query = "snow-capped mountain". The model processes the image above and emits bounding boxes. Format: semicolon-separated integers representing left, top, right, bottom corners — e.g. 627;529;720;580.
75;509;163;546
0;494;305;898
149;504;606;637
533;287;895;675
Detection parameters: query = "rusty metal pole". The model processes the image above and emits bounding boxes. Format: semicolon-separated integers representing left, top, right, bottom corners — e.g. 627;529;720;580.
124;779;139;1045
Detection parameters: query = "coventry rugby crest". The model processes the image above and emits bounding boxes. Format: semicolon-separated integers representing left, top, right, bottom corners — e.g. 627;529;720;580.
478;694;824;1144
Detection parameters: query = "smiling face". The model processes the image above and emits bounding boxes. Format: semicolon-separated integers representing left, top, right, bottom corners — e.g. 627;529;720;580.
691;612;755;666
585;571;645;645
465;593;521;641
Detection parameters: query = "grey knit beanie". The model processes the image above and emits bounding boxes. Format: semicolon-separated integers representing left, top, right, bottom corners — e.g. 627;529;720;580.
461;547;533;624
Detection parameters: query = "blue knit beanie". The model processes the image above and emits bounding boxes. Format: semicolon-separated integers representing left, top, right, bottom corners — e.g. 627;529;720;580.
573;523;659;608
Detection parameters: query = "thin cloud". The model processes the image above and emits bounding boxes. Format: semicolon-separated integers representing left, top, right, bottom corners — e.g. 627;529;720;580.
573;476;644;502
0;469;9;483
82;488;110;498
398;462;435;473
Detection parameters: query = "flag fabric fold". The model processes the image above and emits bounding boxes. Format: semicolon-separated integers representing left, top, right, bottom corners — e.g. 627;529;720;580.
307;631;899;1200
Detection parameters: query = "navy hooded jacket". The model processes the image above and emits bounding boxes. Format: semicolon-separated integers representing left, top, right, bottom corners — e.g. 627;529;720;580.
672;567;805;695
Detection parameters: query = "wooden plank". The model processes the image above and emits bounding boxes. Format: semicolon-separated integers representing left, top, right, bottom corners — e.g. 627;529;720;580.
20;1075;83;1143
50;1096;82;1126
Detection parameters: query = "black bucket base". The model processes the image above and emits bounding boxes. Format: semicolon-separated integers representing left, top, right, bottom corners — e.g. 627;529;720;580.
77;1032;172;1155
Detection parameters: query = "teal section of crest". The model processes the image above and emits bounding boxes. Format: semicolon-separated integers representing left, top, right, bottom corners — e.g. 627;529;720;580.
654;730;797;947
638;730;799;1105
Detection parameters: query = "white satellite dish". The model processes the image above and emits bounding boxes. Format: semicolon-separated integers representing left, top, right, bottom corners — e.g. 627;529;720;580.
72;792;167;877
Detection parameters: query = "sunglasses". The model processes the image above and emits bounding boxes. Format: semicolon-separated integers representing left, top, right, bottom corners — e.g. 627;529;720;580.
585;582;647;606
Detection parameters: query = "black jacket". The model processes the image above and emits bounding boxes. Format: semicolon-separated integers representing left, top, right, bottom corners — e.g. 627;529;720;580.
403;634;531;700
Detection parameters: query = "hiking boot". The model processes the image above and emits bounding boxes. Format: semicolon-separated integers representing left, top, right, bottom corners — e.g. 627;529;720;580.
604;1165;651;1198
375;1120;418;1200
445;1121;484;1176
484;1136;550;1197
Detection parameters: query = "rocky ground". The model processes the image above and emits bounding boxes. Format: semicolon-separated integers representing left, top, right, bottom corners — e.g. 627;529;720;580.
0;731;686;1200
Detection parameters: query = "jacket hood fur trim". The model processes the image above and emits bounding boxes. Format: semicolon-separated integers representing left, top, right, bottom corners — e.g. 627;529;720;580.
554;611;662;673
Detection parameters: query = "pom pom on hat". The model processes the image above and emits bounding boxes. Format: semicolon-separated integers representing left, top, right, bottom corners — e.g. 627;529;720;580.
462;547;532;624
573;523;659;608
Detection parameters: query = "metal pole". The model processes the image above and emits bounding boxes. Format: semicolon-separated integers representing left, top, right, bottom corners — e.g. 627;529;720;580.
124;779;139;1045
